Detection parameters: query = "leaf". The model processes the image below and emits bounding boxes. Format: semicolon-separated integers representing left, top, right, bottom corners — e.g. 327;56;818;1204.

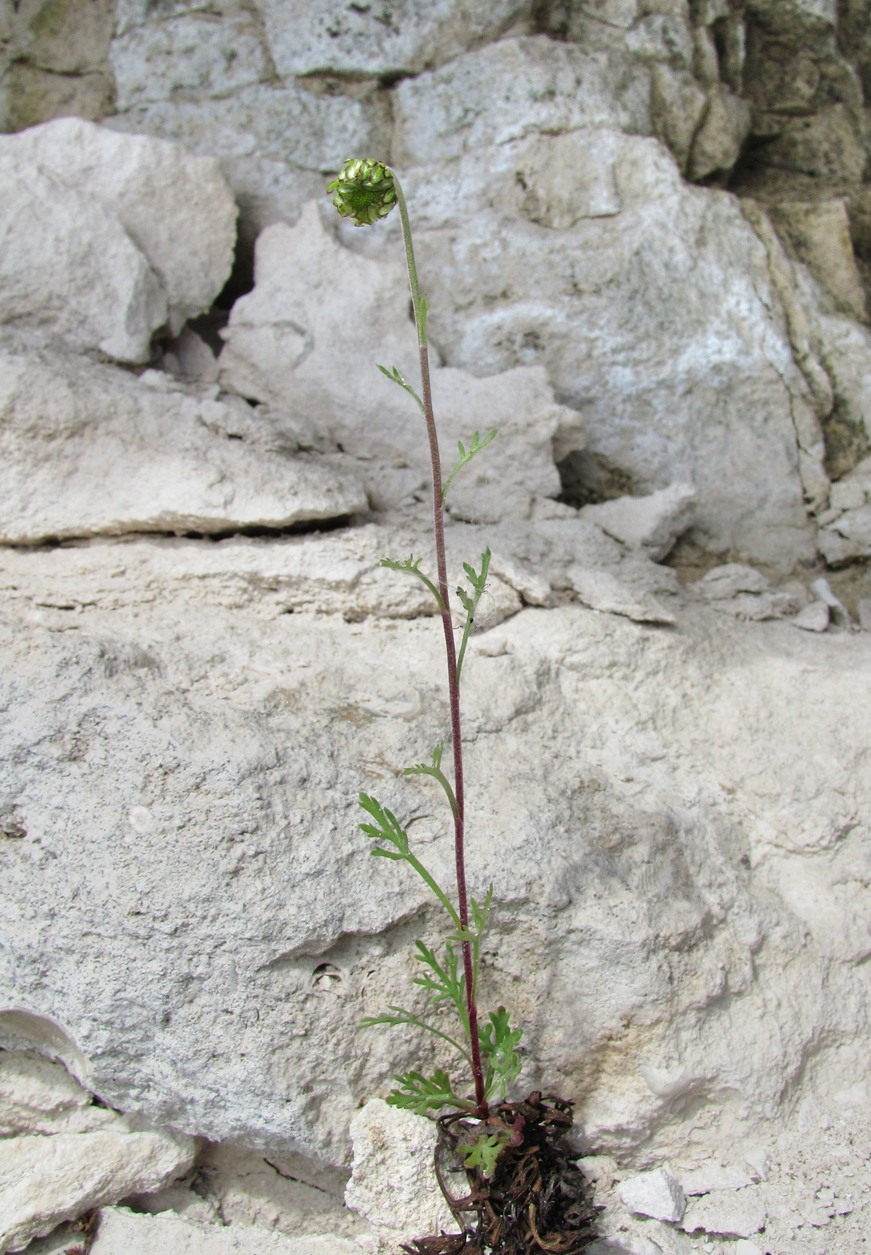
386;1068;467;1115
358;793;409;857
461;1129;510;1178
380;555;444;611
377;363;424;414
455;548;492;685
442;429;498;501
480;1007;523;1101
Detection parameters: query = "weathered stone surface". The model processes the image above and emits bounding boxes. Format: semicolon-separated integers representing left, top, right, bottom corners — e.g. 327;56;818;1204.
385;133;824;568
0;117;236;359
0;1050;113;1137
259;0;530;77
0;117;237;338
393;37;652;166
681;1186;766;1237
580;485;696;561
0;155;164;362
345;1100;452;1254
107;81;390;174
0;1123;195;1252
770;199;868;320
617;1165;686;1223
0;347;366;544
1;532;870;1172
218;206;584;521
89;1206;362;1254
111;6;271;110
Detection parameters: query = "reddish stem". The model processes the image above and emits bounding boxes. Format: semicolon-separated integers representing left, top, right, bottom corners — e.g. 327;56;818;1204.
417;345;487;1117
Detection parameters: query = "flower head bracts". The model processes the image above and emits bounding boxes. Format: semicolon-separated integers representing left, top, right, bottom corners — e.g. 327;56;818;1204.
327;157;397;227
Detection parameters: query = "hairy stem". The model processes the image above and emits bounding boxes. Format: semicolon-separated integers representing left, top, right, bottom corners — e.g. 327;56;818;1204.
392;173;487;1117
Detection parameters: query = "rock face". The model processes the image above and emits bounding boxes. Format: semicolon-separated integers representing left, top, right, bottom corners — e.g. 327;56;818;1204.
0;3;870;1253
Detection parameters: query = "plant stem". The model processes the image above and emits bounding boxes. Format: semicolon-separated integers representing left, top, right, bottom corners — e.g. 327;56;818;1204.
392;172;488;1117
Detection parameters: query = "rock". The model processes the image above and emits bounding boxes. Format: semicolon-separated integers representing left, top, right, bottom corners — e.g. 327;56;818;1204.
0;1050;112;1137
681;1185;766;1237
810;576;853;626
218;205;584;521
679;1163;754;1194
770;199;868;320
818;455;871;564
259;0;528;77
858;598;871;631
0;1124;195;1252
345;1099;453;1254
565;566;677;624
687;84;752;182
107;80;390;175
393;36;652;166
89;1207;362;1255
691;564;802;620
111;7;271;111
617;1164;686;1223
0;156;165;364
0;118;237;341
792;600;830;632
579;484;697;561
401;131;821;569
0;347;366;544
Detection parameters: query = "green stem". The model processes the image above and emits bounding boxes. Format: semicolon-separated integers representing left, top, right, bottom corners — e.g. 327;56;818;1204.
390;171;488;1118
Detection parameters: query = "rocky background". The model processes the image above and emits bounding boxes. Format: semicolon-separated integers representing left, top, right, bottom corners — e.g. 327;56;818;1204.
1;2;871;1253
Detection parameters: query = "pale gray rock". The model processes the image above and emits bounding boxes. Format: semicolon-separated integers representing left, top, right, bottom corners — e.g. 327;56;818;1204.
218;206;584;521
691;564;802;621
0;348;366;544
617;1165;686;1223
681;1185;766;1236
112;8;271;110
792;600;830;632
0;157;165;363
389;132;822;569
579;485;697;561
107;81;390;174
0;1124;195;1252
0;1050;113;1137
3;537;870;1170
818;456;871;564
89;1207;363;1255
810;576;853;626
564;566;677;624
345;1100;453;1254
858;598;871;631
393;37;652;166
679;1163;753;1194
260;0;530;77
0;118;237;338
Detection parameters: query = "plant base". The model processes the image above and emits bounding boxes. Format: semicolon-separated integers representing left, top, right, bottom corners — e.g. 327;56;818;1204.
401;1092;601;1254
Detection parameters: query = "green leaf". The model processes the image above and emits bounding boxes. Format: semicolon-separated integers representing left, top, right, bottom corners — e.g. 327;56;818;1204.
480;1007;523;1101
380;554;444;612
462;1129;510;1178
385;1068;467;1115
442;429;498;501
376;363;424;414
358;793;409;857
455;548;492;684
403;741;458;818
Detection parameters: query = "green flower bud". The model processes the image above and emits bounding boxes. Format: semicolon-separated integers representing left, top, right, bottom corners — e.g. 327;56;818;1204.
327;157;397;227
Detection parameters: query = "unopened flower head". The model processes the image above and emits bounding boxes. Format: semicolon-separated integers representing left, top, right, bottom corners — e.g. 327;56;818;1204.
327;157;396;227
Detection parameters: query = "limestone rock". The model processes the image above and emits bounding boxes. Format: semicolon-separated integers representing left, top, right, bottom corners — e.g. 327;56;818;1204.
218;205;584;521
112;8;271;111
0;348;366;544
580;484;697;561
89;1206;362;1255
398;131;821;569
259;0;529;77
617;1165;686;1223
0;118;237;339
393;36;652;166
0;1124;195;1252
107;80;390;174
770;199;868;320
345;1099;453;1254
0;1050;114;1137
681;1186;766;1237
818;455;871;563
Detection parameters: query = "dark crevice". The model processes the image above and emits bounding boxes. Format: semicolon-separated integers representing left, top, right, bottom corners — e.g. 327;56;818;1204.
0;516;363;551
